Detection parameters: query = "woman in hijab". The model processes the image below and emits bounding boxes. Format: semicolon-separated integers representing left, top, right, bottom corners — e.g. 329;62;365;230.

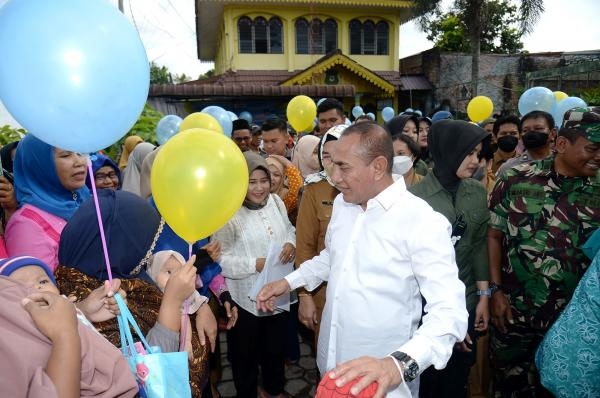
121;142;156;196
4;134;90;271
117;135;143;170
56;189;213;397
385;114;429;176
409;120;491;398
212;151;296;398
291;134;320;180
266;155;302;225
86;153;121;191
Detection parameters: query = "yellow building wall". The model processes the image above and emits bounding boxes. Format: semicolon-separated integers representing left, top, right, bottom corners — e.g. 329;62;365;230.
213;6;401;74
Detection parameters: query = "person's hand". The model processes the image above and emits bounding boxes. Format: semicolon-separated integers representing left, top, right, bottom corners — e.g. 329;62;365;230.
22;291;78;342
202;240;221;262
298;294;318;330
269;154;293;169
219;291;238;329
256;258;266;272
75;279;127;322
0;175;17;213
490;291;513;333
279;242;295;264
195;303;217;352
455;332;473;352
474;297;490;332
256;279;291;312
328;356;402;398
163;255;197;305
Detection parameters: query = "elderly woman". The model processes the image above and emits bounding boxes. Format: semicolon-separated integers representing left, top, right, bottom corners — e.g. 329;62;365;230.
86;153;121;191
5;134;90;271
56;189;214;397
212;151;296;398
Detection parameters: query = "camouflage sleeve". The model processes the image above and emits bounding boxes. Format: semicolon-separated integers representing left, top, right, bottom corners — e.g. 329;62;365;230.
488;171;510;234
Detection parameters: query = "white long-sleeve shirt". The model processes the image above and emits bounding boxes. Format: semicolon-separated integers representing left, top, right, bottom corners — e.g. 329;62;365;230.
213;194;295;316
286;178;468;397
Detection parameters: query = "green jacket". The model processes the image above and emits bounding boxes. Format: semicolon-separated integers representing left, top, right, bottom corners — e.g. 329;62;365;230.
409;173;489;311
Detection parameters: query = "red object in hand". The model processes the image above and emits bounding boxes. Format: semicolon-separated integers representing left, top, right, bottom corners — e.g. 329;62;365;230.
315;371;378;398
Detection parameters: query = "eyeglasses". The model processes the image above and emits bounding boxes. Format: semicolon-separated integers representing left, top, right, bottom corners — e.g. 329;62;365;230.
95;172;118;182
233;136;251;142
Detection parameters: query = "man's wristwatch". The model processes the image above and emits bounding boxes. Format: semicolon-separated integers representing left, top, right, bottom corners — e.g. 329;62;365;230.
477;288;492;297
489;282;503;296
390;351;419;382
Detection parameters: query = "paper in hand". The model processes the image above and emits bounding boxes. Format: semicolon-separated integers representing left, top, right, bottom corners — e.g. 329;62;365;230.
248;241;294;311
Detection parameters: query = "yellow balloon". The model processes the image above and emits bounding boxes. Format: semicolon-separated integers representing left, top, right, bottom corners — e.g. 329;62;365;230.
286;95;317;132
466;96;494;123
151;129;248;242
179;112;224;134
553;91;568;102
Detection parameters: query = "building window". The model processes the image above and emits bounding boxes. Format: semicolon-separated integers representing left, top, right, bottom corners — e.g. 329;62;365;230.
238;16;283;54
295;17;337;54
349;19;389;55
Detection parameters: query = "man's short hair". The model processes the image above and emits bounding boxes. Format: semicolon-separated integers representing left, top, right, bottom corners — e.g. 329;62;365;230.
493;115;521;135
317;98;344;117
261;117;288;134
232;119;251;132
342;121;394;173
521;110;555;130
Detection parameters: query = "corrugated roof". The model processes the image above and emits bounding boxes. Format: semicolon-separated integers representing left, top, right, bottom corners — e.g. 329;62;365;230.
399;75;432;91
150;83;356;98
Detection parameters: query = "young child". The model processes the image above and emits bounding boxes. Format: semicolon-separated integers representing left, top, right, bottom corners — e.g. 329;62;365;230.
0;255;138;397
147;250;218;359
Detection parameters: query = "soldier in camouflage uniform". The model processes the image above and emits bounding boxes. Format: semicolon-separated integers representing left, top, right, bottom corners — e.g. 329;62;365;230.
487;107;600;397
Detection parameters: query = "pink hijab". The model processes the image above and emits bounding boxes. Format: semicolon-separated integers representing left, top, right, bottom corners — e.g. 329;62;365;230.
291;135;320;179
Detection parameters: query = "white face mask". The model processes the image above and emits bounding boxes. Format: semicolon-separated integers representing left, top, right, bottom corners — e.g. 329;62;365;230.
392;155;414;176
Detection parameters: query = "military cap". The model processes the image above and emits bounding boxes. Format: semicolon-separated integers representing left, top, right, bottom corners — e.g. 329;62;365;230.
560;106;600;143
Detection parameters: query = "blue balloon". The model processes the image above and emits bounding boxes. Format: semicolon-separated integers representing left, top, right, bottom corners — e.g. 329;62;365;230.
352;106;364;119
156;115;182;145
238;111;253;123
0;0;149;153
227;111;238;121
518;86;555;116
201;106;233;136
367;112;376;121
551;97;587;127
381;107;395;122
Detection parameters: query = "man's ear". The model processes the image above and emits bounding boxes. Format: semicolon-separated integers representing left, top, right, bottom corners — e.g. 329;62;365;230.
371;156;389;180
554;135;569;154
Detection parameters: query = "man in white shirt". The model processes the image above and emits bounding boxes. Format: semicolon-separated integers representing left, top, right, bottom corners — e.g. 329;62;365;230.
257;122;468;397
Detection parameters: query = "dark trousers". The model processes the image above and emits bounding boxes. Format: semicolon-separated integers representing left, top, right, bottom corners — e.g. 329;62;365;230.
226;304;288;398
419;310;477;398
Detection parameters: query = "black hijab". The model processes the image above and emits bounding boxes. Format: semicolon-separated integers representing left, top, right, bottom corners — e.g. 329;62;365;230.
58;189;161;281
0;141;19;174
429;120;489;193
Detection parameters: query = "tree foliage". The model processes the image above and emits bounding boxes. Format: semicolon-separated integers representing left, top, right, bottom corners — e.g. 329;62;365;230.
0;125;26;146
150;61;172;84
424;0;524;53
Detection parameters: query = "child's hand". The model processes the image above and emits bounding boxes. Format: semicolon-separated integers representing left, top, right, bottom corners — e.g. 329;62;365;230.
22;291;78;342
164;255;197;305
76;279;126;323
202;240;221;262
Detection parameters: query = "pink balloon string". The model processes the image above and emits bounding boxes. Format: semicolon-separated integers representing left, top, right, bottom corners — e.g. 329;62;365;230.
87;160;114;283
179;243;193;352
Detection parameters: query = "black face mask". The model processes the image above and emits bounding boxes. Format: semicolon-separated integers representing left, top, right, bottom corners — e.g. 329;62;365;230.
522;131;549;149
496;135;519;152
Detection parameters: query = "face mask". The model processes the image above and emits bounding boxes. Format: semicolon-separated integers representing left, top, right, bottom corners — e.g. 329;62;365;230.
496;135;519;152
522;131;549;149
392;156;414;176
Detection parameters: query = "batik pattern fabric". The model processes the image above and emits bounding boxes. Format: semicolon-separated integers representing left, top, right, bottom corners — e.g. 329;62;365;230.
488;156;600;328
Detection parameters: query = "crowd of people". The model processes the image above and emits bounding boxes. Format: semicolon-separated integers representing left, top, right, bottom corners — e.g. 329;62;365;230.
0;98;599;398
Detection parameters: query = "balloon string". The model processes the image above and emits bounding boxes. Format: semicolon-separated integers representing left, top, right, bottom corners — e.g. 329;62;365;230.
180;242;193;351
87;161;113;284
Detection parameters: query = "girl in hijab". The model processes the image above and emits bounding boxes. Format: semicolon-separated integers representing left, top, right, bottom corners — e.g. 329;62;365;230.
56;189;213;397
117;135;143;170
121;142;156;196
408;120;491;398
86;153;121;191
212;151;296;398
385;114;429;176
266;155;302;225
291;134;321;180
5;134;90;271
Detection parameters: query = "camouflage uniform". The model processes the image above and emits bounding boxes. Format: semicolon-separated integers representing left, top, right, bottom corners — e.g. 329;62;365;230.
488;107;600;397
